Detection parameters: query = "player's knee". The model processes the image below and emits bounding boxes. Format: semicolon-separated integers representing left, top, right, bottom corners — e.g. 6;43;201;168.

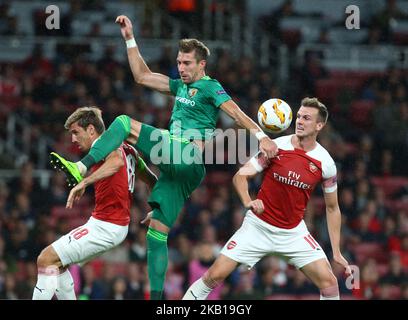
37;248;52;269
319;273;338;290
37;246;60;270
320;280;339;298
203;270;225;289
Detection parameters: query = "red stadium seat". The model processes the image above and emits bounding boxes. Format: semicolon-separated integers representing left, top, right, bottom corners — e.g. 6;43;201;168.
68;217;89;230
349;100;375;129
111;262;128;276
388;285;402;299
377;263;389;277
14;261;28;282
316;72;376;105
352;242;387;264
384;199;408;212
76;194;94;213
315;79;340;103
206;171;231;185
345;142;359;154
309;196;326;215
281;30;301;49
88;259;105;278
371;176;408;197
51;205;81;219
393;32;408;45
329;70;350;78
329;70;382;87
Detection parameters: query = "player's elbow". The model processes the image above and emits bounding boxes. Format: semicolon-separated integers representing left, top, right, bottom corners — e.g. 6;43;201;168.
232;109;244;127
223;103;243;126
232;170;245;187
113;156;125;171
232;172;239;185
326;204;340;215
234;107;253;129
134;72;151;86
134;75;143;85
134;75;144;85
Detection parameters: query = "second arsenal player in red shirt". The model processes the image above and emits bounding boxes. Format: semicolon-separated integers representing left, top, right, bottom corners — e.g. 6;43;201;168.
183;97;351;300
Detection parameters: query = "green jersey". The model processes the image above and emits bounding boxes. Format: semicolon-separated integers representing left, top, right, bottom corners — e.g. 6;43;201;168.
168;75;231;140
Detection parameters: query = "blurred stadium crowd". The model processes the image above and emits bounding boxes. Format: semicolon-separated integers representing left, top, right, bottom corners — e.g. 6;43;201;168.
0;0;408;300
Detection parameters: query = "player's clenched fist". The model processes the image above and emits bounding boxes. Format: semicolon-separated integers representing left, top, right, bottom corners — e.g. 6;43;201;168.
115;15;134;40
246;199;264;214
333;253;352;277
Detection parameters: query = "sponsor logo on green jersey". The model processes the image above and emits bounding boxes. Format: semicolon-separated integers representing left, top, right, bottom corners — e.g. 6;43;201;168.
175;96;196;106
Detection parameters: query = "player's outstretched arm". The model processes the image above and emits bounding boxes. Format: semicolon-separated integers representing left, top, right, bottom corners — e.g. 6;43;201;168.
233;161;264;214
220;100;278;158
323;190;352;276
136;156;157;190
66;150;124;209
115;15;171;94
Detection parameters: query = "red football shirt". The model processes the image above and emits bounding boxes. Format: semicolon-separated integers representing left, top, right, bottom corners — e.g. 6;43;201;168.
91;142;138;226
250;135;337;229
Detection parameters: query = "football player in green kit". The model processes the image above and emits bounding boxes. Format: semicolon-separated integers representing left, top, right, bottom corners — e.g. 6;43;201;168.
50;15;278;300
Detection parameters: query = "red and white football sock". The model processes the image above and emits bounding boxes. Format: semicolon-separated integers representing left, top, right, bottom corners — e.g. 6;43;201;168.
182;278;213;300
55;269;76;300
32;266;59;300
320;284;340;300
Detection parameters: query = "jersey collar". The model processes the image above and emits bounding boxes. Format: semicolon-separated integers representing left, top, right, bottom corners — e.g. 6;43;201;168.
187;75;211;86
91;137;100;148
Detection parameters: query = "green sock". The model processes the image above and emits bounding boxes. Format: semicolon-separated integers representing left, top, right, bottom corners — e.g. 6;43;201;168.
81;115;131;169
146;227;168;300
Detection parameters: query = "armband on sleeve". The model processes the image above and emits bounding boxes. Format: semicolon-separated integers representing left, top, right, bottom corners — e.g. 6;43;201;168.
249;151;270;172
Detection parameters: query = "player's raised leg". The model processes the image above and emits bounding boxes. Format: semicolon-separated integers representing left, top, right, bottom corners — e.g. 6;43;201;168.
142;153;205;300
146;217;169;300
50;115;141;186
80;116;142;169
301;258;340;300
50;152;84;187
183;254;238;300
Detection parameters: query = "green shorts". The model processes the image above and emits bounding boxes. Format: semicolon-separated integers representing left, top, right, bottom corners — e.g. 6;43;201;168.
136;123;206;228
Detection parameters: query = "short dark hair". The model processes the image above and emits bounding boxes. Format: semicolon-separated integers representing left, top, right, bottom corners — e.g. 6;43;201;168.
64;106;105;134
301;97;328;123
178;38;210;62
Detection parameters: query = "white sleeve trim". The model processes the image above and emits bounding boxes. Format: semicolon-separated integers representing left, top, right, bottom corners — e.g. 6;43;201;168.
249;156;264;173
323;184;338;193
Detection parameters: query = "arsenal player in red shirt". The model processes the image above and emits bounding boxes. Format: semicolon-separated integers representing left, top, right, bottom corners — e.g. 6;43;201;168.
33;107;156;300
183;97;351;300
